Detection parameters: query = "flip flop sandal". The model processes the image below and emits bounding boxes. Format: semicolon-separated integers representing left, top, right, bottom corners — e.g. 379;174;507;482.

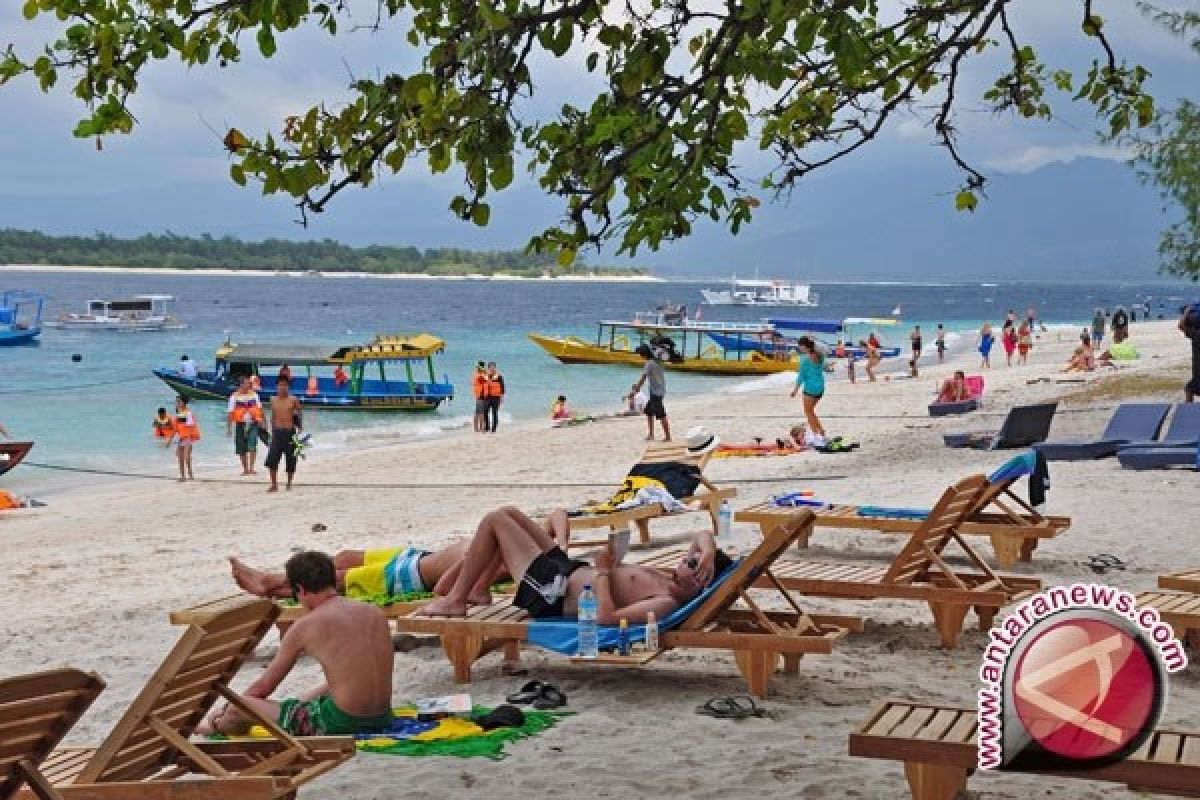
1093;553;1127;569
1083;554;1127;574
532;684;568;710
505;680;545;705
695;696;764;720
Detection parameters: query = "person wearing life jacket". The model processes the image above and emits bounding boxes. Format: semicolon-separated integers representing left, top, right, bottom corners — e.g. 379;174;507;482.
333;365;349;389
164;395;200;481
480;362;505;433
226;376;265;475
471;361;487;433
306;374;319;397
152;407;173;440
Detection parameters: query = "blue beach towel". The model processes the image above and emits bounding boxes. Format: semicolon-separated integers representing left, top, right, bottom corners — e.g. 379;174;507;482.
526;562;739;654
987;450;1037;484
855;506;930;520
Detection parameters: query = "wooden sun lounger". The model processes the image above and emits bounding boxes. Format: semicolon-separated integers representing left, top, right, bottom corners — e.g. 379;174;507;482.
568;442;737;548
21;596;355;799
751;468;1070;569
849;699;1200;799
1136;590;1200;650
0;669;104;800
1160;570;1200;595
391;514;860;698
644;476;1041;648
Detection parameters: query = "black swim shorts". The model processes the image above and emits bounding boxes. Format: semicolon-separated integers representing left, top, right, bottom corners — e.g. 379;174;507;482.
513;546;587;619
643;394;667;420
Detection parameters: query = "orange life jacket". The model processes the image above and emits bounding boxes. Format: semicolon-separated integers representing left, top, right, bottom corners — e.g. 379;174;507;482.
481;373;505;398
0;490;20;510
173;410;201;442
306;375;319;396
228;393;264;424
472;372;487;399
153;416;174;439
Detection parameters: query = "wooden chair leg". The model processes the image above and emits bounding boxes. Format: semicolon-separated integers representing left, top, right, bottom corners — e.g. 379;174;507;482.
635;518;651;545
987;534;1018;570
974;605;998;632
903;761;969;800
503;640;521;663
1018;537;1039;562
779;520;812;549
441;633;485;683
733;649;777;699
1187;628;1200;651
781;653;803;674
928;602;970;649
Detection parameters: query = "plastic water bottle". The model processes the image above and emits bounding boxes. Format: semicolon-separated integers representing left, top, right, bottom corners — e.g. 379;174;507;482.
617;619;630;656
644;611;659;652
577;584;598;659
718;500;733;543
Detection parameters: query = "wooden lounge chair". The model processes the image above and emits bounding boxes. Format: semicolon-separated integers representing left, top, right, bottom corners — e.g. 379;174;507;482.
643;475;1041;648
24;595;354;799
1135;590;1200;649
568;441;737;548
850;699;1200;799
0;669;104;800
391;514;860;698
747;452;1070;568
1160;569;1200;594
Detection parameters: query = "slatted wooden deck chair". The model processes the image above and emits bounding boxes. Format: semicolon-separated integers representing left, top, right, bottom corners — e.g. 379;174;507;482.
1160;569;1200;594
1135;590;1200;650
568;441;737;548
26;595;354;799
643;475;1041;648
391;515;860;698
849;699;1200;799
0;669;104;800
748;451;1070;568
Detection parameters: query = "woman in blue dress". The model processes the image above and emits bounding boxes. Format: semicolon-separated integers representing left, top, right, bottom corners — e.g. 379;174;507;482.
978;322;995;368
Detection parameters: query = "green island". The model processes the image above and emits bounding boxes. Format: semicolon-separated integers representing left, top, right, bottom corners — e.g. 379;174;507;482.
0;229;647;277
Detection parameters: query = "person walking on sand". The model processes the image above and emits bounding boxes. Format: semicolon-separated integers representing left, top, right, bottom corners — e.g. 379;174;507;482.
164;395;200;481
978;322;995;369
471;361;487;433
481;361;505;433
863;338;880;382
265;380;303;492
631;344;670;441
909;325;922;365
1091;308;1107;348
198;551;394;737
1111;306;1130;344
1017;321;1033;365
935;324;946;363
1002;322;1018;367
790;336;827;447
227;376;265;476
1181;301;1200;402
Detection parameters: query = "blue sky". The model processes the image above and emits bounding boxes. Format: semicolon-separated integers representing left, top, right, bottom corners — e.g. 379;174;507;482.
0;0;1196;279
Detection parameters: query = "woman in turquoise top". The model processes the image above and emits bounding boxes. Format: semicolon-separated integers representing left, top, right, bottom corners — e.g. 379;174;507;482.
789;336;827;446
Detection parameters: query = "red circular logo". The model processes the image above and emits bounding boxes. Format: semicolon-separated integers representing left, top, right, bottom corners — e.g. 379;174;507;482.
1012;617;1158;761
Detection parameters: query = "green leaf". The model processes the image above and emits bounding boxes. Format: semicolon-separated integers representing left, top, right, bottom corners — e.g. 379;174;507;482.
489;159;513;190
471;203;490;227
257;27;277;58
954;190;978;212
230;164;247;186
1082;15;1103;36
586;52;598;72
557;248;576;267
22;0;38;20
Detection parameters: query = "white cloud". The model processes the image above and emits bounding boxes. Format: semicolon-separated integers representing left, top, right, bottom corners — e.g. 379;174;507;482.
983;143;1131;173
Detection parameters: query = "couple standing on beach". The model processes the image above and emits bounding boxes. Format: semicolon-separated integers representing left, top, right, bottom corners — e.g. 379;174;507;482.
226;375;304;492
472;361;506;433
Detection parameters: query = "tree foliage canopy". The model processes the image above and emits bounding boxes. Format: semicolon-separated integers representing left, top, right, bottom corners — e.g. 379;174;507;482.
3;1;1155;262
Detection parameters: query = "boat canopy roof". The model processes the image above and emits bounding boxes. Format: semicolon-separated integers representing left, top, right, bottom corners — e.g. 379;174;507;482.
598;320;773;334
217;334;446;366
768;316;899;333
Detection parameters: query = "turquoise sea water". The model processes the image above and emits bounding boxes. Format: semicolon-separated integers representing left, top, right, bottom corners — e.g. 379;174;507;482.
0;270;1194;494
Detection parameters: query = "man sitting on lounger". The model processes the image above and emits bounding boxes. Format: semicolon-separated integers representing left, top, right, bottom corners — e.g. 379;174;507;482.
420;506;732;623
199;551;395;736
229;509;570;606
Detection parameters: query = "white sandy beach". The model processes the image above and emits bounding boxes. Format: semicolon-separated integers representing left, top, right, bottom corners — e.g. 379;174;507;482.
2;319;1198;799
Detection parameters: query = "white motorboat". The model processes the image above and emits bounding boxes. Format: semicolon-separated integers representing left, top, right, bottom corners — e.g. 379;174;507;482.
47;295;187;332
700;276;818;307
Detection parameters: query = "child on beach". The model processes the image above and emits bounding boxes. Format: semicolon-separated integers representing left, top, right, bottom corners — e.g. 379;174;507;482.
978;322;995;369
152;407;173;440
164;395;199;481
935;324;946;363
551;395;572;420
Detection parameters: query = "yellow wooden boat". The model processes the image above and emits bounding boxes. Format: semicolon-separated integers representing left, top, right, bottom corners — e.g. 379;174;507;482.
528;320;800;376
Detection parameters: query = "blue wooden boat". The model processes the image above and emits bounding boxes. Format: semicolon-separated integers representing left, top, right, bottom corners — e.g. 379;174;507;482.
153;334;454;411
705;317;903;359
0;291;45;346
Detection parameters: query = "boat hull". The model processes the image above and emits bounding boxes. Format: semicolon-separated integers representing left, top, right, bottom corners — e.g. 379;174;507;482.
528;333;797;375
0;328;41;346
153;370;451;411
0;441;33;476
706;332;901;359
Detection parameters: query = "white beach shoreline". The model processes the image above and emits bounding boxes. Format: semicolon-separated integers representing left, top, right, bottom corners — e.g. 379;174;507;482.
1;319;1197;799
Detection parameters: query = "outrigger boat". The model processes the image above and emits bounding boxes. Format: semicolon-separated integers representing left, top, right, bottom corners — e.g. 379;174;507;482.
48;294;186;332
705;317;903;359
0;442;33;477
0;291;44;345
529;319;800;376
153;334;454;411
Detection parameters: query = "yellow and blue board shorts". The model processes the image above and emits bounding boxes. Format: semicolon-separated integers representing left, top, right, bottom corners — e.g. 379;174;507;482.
344;547;430;598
